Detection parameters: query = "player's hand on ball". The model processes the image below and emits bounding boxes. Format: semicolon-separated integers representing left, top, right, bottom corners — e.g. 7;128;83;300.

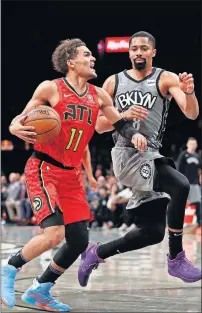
9;115;37;144
88;176;98;191
124;106;148;120
131;133;147;152
179;72;195;94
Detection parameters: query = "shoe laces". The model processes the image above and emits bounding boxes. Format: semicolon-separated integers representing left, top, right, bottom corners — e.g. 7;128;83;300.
84;262;99;271
83;242;102;271
41;292;60;305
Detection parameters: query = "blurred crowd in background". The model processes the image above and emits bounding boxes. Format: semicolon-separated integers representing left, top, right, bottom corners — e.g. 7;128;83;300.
1;138;201;233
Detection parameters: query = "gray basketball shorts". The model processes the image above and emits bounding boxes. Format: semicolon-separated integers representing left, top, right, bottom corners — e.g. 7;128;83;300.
111;146;170;209
187;184;201;204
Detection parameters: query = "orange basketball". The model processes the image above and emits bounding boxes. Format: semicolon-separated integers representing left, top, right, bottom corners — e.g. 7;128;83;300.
23;105;61;144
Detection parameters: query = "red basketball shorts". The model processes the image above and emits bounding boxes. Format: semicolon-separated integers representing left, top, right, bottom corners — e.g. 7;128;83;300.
25;157;93;225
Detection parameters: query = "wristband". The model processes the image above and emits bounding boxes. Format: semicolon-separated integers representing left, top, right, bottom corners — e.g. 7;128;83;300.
113;118;137;141
184;90;195;95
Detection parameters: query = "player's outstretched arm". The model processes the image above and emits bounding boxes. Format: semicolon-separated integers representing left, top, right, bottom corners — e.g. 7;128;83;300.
96;86;147;127
95;75;148;134
96;87;147;150
96;86;126;124
163;71;199;120
9;81;56;143
95;110;115;134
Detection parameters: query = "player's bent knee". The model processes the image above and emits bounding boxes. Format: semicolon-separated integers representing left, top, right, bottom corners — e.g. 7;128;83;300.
144;224;165;245
176;174;190;194
65;233;88;254
44;225;65;248
151;227;165;244
64;221;89;254
77;235;89;253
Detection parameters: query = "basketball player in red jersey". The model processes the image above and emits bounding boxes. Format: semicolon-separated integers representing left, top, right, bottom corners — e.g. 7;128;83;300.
1;39;148;311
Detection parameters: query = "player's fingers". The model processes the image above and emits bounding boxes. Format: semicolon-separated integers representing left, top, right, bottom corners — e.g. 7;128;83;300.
20;136;37;143
132;106;148;114
131;109;148;120
181;72;187;78
182;74;190;82
136;136;142;151
139;138;145;151
136;106;148;113
20;125;36;131
130;112;142;120
20;131;37;136
133;137;138;149
186;73;193;78
142;138;147;151
185;78;194;84
137;139;143;151
18;135;36;144
137;112;148;120
186;76;194;80
18;115;28;122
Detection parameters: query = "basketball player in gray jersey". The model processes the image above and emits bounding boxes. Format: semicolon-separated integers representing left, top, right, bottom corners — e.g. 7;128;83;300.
78;31;201;285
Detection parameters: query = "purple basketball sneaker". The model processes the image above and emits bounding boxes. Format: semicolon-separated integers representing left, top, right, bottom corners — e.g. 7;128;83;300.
168;251;202;283
78;242;105;287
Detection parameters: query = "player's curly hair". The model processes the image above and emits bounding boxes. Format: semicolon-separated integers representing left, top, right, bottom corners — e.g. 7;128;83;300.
52;38;86;74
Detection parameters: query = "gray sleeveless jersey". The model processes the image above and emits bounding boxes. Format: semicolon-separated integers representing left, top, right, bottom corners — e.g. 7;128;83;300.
113;67;171;149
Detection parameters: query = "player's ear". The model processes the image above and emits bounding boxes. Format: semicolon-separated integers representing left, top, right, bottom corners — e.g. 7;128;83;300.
152;49;156;58
67;60;75;69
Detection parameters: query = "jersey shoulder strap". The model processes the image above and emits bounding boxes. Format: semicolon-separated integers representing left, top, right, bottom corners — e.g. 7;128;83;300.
113;74;119;99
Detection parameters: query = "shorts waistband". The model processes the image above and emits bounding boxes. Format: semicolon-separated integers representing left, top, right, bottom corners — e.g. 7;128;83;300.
31;151;75;170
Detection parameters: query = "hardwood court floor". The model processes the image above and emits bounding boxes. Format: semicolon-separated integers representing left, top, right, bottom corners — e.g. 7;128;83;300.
1;225;201;312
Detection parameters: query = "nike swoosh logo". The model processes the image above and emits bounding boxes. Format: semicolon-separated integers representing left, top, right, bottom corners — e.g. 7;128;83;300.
64;94;71;98
174;233;183;236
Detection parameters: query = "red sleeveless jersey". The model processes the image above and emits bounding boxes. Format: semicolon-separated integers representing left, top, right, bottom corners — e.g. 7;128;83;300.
34;78;100;167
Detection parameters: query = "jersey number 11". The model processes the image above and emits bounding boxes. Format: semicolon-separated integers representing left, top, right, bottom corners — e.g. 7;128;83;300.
66;128;84;152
